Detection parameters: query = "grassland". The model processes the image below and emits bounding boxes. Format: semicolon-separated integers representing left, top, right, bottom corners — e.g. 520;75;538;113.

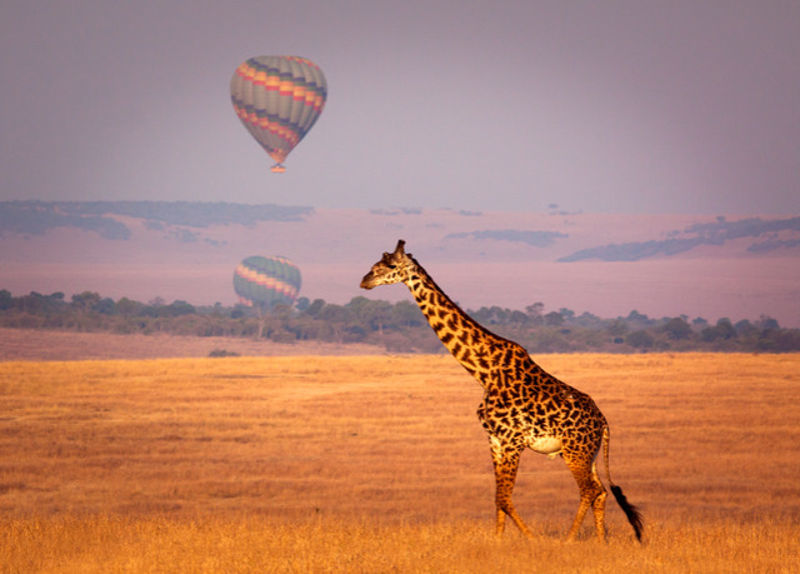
1;353;798;572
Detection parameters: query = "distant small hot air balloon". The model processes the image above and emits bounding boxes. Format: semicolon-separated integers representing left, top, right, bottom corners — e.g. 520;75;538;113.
233;255;302;311
230;55;327;173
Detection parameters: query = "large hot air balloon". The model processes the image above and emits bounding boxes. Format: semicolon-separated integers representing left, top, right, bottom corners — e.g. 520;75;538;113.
233;255;302;311
230;56;327;173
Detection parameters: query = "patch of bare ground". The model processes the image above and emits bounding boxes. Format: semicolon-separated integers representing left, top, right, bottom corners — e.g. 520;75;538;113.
0;353;798;571
0;327;383;361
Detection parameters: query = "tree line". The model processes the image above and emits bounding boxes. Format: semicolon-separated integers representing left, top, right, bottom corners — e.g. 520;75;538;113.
1;289;798;353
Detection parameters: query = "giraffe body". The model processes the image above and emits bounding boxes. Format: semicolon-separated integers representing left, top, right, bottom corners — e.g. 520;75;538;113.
361;240;643;542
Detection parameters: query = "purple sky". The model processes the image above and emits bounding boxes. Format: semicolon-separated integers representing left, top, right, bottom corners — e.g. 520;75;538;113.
1;1;798;213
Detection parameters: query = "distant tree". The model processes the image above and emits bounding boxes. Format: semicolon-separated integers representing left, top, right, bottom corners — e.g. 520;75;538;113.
268;303;293;319
319;303;352;324
716;318;737;339
757;315;780;330
544;311;564;327
734;319;758;337
626;330;654;349
471;307;490;324
525;302;545;325
346;296;369;310
392;300;425;327
607;319;628;337
347;297;393;334
574;311;602;328
94;297;116;315
17;291;65;315
626;310;651;325
71;291;102;312
700;327;716;342
0;289;12;310
303;298;326;317
702;318;737;342
525;302;544;318
661;317;693;340
316;303;355;343
488;306;509;324
116;297;141;316
164;300;196;317
230;305;247;319
757;327;800;352
509;310;529;324
558;308;575;322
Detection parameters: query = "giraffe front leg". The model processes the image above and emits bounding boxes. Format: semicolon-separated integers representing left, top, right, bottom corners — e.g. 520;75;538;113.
490;439;533;538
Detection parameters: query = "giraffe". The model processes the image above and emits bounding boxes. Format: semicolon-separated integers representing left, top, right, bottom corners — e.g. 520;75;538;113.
360;240;643;542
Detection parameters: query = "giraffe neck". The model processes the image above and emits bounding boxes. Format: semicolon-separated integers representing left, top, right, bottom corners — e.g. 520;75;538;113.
403;258;523;386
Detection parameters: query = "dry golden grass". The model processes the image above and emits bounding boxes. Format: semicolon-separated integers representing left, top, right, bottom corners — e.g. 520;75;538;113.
2;516;798;573
1;353;798;572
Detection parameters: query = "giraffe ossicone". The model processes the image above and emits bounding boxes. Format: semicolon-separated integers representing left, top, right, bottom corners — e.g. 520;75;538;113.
361;239;643;542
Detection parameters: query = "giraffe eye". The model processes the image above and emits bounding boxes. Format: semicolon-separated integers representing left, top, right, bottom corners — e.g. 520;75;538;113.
386;264;397;269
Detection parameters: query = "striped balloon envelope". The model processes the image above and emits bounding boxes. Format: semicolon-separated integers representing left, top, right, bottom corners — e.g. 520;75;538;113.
233;255;302;310
230;56;327;173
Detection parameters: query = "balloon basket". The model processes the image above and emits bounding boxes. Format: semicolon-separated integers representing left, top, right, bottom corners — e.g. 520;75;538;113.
271;164;287;173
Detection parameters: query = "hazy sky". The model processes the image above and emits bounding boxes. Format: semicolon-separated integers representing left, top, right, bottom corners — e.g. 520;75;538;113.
1;1;798;213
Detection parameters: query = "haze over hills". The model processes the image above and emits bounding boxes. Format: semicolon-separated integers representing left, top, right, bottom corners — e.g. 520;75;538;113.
1;201;799;327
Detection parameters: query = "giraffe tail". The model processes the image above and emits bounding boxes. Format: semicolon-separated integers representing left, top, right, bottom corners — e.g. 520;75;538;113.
602;425;644;542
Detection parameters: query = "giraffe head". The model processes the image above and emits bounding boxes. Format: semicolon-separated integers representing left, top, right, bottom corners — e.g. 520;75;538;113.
360;239;414;290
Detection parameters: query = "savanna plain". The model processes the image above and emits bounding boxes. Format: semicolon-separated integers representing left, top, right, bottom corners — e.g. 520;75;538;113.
0;350;798;573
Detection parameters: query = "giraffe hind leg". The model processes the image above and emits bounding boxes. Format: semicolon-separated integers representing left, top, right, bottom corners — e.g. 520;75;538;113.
591;464;608;541
495;507;507;535
565;457;607;542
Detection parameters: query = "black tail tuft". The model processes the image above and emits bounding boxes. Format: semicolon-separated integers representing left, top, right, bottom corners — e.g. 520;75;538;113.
611;485;644;542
